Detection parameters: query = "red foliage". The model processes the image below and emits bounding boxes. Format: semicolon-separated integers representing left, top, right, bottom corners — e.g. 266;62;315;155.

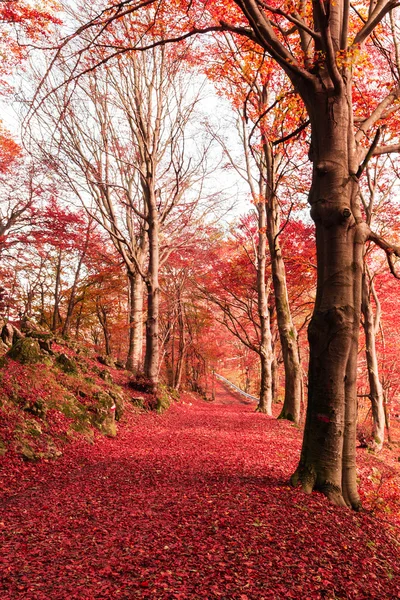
1;382;399;599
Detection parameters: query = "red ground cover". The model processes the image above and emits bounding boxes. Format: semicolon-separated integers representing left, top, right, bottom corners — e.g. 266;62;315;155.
1;382;400;599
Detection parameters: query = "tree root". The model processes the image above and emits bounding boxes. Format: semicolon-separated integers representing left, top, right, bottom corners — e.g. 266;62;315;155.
291;467;362;510
277;408;295;422
255;404;271;415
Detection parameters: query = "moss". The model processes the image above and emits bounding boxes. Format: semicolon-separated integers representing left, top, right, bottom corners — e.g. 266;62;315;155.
23;398;47;419
99;369;113;384
156;384;178;414
56;353;78;374
108;387;125;420
19;442;39;461
28;331;53;341
7;338;42;364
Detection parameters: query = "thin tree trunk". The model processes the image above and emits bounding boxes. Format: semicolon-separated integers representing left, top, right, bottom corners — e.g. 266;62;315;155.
361;268;385;450
96;302;112;356
266;193;302;424
52;249;62;332
74;291;86;339
62;220;92;338
126;270;144;372
174;285;186;390
144;203;160;390
62;255;84;338
255;202;273;415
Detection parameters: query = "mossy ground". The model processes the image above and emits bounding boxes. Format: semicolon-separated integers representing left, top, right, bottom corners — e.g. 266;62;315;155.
0;337;131;461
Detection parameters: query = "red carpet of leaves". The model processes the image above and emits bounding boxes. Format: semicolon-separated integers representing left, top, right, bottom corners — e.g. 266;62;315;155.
1;382;400;599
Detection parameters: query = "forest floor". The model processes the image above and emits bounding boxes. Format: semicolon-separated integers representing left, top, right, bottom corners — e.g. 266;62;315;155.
1;381;400;599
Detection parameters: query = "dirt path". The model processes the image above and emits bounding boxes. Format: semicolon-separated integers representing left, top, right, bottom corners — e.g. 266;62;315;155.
1;382;400;599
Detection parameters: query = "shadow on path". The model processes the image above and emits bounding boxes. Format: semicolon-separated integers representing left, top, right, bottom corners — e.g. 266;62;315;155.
1;383;400;599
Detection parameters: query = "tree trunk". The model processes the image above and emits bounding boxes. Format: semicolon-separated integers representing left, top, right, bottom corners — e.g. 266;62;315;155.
96;302;112;356
173;285;186;390
257;349;273;414
144;203;160;390
63;220;92;338
291;89;367;509
52;249;63;332
62;254;84;338
266;191;302;424
361;268;385;450
255;203;273;415
126;271;144;372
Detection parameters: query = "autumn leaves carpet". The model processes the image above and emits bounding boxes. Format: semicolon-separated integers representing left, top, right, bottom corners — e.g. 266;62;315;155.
1;382;400;599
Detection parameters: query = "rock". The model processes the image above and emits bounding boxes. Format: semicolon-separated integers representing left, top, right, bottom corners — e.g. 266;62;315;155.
99;369;113;384
92;391;117;437
23;398;47;419
37;338;54;354
101;413;117;438
26;330;54;354
130;395;145;408
108;388;125;421
20;318;40;333
56;353;78;374
12;327;24;345
1;323;15;347
97;355;115;368
20;443;38;462
7;337;42;364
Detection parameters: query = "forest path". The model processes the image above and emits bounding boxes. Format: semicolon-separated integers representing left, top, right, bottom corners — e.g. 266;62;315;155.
1;382;400;599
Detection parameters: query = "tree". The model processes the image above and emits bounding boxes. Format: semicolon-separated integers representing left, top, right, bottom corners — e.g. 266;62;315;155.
29;17;219;386
196;0;400;509
204;35;307;422
30;0;400;508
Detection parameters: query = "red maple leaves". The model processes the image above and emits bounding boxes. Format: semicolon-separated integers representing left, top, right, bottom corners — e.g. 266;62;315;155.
1;381;399;599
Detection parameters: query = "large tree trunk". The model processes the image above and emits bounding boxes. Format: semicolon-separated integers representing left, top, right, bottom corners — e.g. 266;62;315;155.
291;89;367;509
266;191;302;424
126;271;144;372
361;268;385;450
144;203;160;390
255;203;273;415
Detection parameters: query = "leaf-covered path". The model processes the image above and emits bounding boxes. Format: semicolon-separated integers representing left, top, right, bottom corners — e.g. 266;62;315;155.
1;382;400;599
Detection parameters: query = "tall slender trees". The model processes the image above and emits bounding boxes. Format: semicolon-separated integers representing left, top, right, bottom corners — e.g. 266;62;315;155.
30;17;219;388
27;0;400;507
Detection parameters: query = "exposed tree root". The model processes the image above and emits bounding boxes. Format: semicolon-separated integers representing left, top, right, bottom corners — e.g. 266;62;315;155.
255;404;271;415
277;408;295;422
291;467;362;510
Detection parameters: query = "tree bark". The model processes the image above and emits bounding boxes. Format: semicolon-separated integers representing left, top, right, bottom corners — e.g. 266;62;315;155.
266;190;302;424
52;249;62;332
255;202;273;415
361;268;385;450
126;270;144;372
174;285;186;390
62;219;92;338
144;202;160;389
96;302;112;356
291;88;367;509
